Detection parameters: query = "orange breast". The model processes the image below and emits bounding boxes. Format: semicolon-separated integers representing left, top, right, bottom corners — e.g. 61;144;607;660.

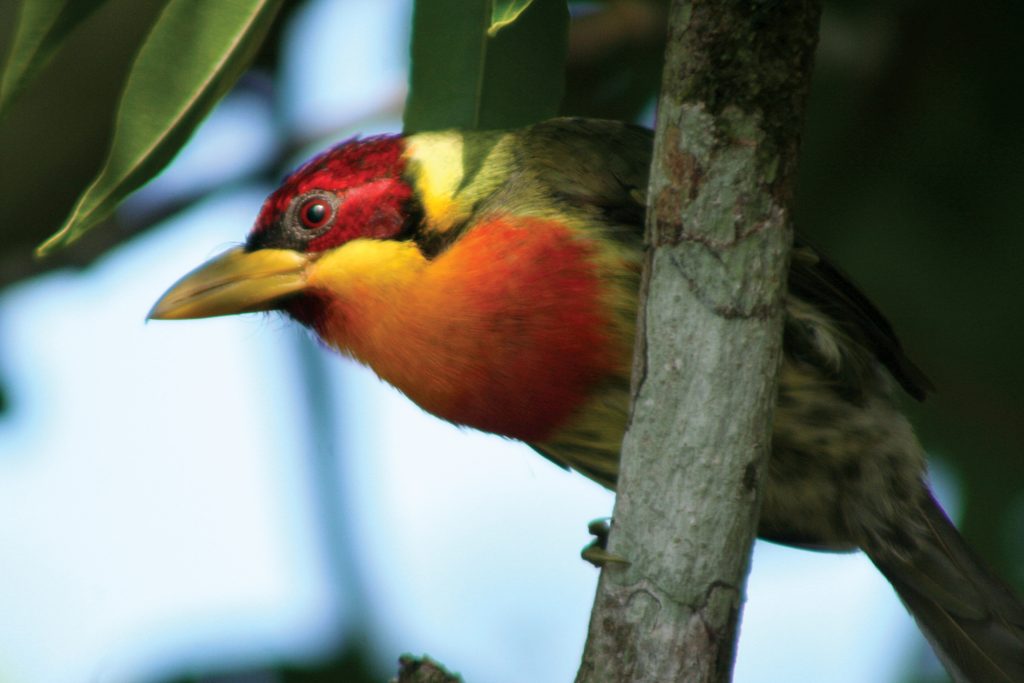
310;217;626;442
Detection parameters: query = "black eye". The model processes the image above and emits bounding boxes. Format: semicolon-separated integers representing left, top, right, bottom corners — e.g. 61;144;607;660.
298;198;332;229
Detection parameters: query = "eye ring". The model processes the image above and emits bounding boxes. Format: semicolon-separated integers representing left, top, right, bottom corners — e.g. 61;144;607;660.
298;197;333;230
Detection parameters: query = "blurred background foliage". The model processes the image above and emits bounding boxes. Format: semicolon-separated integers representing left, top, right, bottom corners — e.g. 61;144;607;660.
1;1;1022;682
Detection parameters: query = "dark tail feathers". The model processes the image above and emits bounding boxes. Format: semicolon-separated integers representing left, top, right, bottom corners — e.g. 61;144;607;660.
868;493;1024;682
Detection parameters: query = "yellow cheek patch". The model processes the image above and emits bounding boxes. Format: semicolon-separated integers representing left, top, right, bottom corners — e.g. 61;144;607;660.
307;238;427;299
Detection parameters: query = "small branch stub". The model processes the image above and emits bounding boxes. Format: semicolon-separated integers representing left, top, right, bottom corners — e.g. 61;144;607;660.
391;654;463;683
576;2;822;682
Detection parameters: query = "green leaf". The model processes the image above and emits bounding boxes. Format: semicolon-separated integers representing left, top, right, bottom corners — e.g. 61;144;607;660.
0;0;167;279
404;0;489;133
0;0;111;114
36;0;283;256
478;0;568;130
489;0;532;35
404;0;569;133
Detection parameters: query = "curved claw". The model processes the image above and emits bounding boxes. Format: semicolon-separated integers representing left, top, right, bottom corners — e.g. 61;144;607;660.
581;544;631;568
581;517;630;567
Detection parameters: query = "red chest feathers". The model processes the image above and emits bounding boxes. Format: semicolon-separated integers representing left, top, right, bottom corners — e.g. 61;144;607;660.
333;217;624;442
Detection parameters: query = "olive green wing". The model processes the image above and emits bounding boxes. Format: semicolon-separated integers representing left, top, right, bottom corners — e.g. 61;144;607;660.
788;238;934;401
515;117;652;236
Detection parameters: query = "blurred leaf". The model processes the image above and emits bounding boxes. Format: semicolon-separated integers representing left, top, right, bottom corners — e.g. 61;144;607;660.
479;0;568;129
489;0;532;34
0;0;167;284
36;0;283;256
157;639;383;683
0;0;111;114
404;0;487;132
404;0;568;132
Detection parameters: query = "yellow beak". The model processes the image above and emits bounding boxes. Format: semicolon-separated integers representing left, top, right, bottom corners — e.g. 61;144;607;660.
148;247;311;320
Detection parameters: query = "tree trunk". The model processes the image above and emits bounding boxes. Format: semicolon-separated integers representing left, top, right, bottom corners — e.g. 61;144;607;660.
575;2;822;682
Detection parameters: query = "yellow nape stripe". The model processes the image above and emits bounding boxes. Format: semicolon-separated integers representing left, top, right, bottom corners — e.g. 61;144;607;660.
404;130;507;234
404;132;467;233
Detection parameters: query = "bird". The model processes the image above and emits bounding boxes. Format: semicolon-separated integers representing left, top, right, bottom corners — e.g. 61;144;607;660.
150;117;1024;682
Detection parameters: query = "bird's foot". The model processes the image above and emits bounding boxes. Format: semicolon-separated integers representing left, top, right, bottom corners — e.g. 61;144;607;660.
581;518;630;567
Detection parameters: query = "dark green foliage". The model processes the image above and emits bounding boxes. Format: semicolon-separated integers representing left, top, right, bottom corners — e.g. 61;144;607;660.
157;641;382;683
404;0;568;132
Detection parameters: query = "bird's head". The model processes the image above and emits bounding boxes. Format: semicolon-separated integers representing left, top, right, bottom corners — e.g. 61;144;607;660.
148;135;419;323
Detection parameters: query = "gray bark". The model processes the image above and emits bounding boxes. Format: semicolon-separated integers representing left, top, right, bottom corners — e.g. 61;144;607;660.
575;2;822;682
